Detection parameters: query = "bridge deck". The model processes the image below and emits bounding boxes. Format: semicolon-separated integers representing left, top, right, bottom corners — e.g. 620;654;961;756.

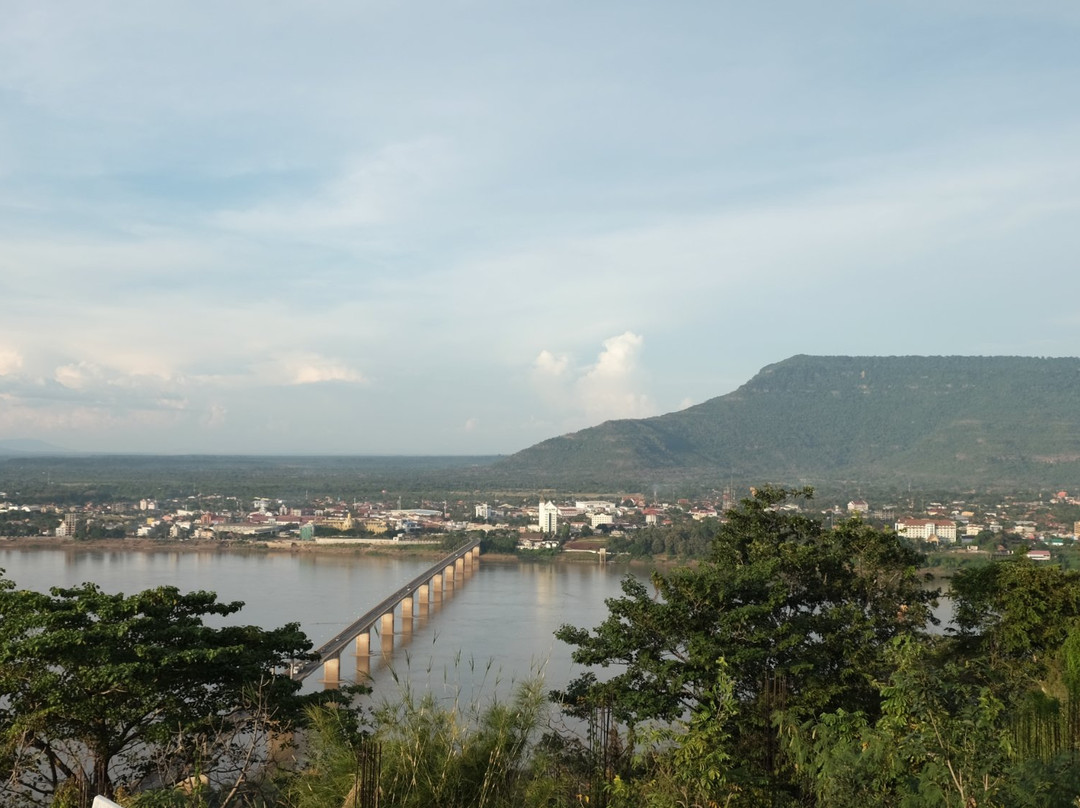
290;539;481;682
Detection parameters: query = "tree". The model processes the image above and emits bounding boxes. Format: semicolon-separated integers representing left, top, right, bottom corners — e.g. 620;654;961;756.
554;487;936;802
783;636;1013;808
950;559;1080;681
0;577;345;806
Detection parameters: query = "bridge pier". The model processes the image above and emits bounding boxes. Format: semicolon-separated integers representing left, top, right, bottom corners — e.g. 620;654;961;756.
355;631;372;682
432;573;443;599
455;557;465;579
322;654;341;688
402;593;414;620
416;582;430;619
443;565;455;591
471;546;480;564
380;611;395;656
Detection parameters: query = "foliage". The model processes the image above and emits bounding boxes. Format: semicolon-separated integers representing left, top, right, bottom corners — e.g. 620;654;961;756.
606;518;717;559
281;705;370;808
497;355;1080;491
0;576;347;806
374;678;547;808
0;510;60;537
608;659;745;808
783;636;1013;808
950;559;1080;687
555;487;935;802
781;561;1080;808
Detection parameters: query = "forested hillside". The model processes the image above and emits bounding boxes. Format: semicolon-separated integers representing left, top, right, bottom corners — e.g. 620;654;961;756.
498;355;1080;490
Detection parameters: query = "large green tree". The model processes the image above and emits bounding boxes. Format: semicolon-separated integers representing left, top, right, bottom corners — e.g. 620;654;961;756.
783;561;1080;807
0;577;339;806
554;487;935;803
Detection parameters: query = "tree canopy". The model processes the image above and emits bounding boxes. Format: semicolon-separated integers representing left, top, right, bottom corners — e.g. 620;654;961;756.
554;486;937;801
0;576;344;806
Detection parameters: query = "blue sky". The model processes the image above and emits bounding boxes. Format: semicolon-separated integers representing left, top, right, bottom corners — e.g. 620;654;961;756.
2;1;1079;454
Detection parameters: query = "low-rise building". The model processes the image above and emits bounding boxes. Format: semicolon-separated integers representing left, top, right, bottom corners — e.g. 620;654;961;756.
895;517;958;543
589;512;614;529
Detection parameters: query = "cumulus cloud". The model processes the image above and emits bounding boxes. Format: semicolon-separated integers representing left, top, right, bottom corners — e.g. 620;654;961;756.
532;349;568;378
0;347;23;376
576;332;654;421
531;331;656;425
272;353;365;386
54;362;105;390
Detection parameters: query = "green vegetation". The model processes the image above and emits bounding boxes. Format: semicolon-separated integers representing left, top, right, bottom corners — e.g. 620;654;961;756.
606;518;718;558
0;455;501;505
0;579;353;806
555;486;936;803
11;488;1080;806
498;355;1080;492
0;510;60;537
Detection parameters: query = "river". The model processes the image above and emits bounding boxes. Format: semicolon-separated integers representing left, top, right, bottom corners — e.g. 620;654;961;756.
0;546;644;704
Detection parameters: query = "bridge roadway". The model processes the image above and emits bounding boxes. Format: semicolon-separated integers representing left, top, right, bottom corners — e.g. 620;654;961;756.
290;538;482;682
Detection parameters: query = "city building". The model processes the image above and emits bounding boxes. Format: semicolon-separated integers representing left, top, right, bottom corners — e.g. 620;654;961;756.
590;512;614;529
894;517;958;543
847;499;870;514
538;500;559;534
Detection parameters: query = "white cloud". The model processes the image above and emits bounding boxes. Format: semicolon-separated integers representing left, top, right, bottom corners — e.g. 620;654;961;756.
576;332;654;421
54;362;104;390
265;353;365;386
532;350;568;378
0;347;23;376
464;417;478;433
531;331;656;426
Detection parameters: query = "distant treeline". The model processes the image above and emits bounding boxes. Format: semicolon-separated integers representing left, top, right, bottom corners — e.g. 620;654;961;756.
1;452;1064;509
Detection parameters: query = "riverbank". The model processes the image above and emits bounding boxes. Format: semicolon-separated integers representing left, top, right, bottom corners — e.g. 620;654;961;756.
0;536;662;570
0;535;453;558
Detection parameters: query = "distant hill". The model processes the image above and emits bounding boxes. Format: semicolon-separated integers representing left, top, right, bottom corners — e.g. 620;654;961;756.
496;355;1080;491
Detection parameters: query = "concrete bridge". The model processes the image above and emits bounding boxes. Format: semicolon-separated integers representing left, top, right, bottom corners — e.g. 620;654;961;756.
290;539;482;686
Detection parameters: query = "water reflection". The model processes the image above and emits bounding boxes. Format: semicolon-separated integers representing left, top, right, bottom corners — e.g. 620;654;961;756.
0;548;644;701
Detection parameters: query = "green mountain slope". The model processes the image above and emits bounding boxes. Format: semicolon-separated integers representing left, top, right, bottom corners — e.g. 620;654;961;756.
497;355;1080;490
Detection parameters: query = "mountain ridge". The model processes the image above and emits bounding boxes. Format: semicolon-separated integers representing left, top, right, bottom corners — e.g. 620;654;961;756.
496;355;1080;490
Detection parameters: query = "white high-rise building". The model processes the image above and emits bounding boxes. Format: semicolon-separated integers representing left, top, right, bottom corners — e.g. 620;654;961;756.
538;500;559;534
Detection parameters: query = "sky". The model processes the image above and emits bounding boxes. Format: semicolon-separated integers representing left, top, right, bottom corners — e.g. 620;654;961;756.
2;1;1079;455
